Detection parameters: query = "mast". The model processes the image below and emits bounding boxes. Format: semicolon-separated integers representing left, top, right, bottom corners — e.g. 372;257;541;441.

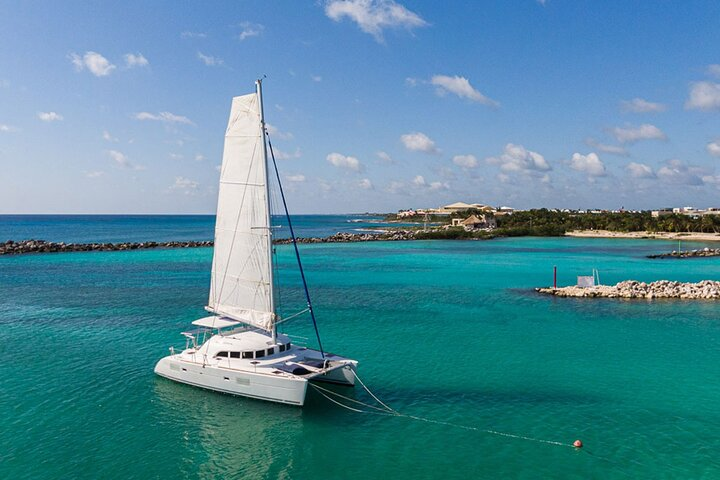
256;78;276;342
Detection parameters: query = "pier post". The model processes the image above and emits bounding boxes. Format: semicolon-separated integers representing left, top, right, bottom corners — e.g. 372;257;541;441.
553;265;557;289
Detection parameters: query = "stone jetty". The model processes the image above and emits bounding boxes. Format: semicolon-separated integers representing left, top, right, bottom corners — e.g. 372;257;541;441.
536;280;720;299
1;239;213;256
647;247;720;259
274;230;419;244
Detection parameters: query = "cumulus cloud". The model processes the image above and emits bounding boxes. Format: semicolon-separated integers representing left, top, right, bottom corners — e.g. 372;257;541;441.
685;82;720;110
38;112;63;122
0;123;17;132
611;124;667;144
657;159;704;186
569;152;606;177
194;154;206;162
124;53;148;68
412;175;426;186
377;151;394;163
266;123;293;140
358;178;373;189
486;143;550;174
69;51;116;77
401;132;439;154
585;138;628;156
85;171;104;178
286;174;306;182
708;64;720;78
135;111;194;125
181;31;207;39
102;130;118;142
430;75;498;107
327;152;362;171
707;141;720;157
452;154;478;168
238;21;264;41
412;174;448;191
107;149;144;170
197;52;223;66
170;176;199;193
273;147;302;160
626;162;656;179
324;0;428;42
620;97;666;113
311;74;322;82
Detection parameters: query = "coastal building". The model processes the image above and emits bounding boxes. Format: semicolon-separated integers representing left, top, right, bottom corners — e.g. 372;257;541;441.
438;202;495;214
451;214;497;231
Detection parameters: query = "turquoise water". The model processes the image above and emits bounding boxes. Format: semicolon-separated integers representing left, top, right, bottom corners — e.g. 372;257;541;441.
2;231;720;478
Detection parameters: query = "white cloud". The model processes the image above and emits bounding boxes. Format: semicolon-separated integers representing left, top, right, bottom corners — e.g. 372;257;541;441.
685;82;720;110
38;111;63;122
430;75;498;107
585;138;628;156
181;31;207;39
429;181;449;191
85;171;104;178
124;53;148;68
0;123;17;132
273;147;302;160
170;176;199;193
377;151;394;163
358;178;373;189
327;152;362;171
657;159;704;186
611;124;667;144
569;152;606;177
286;174;306;182
107;149;144;170
324;0;428;43
401;132;438;154
197;52;223;66
238;21;264;41
707;142;720;157
102;130;118;142
386;180;406;194
486;143;550;174
412;175;447;191
452;154;478;168
707;64;720;78
626;162;656;179
311;74;322;82
135;111;194;125
69;51;116;77
266;123;293;140
412;175;426;186
169;153;183;160
620;98;666;113
194;154;207;162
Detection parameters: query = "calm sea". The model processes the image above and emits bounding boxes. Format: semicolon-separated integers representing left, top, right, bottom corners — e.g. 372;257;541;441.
2;215;720;478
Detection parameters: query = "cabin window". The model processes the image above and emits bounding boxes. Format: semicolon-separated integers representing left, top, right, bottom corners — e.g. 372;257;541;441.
216;351;229;358
255;350;265;358
286;342;291;350
278;344;286;352
230;352;240;359
242;351;253;359
267;347;275;355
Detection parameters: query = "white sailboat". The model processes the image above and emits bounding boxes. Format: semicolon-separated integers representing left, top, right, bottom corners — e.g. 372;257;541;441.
154;80;358;406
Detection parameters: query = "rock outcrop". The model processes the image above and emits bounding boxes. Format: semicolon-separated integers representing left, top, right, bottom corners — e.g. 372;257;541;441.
647;247;720;259
536;280;720;299
0;239;213;255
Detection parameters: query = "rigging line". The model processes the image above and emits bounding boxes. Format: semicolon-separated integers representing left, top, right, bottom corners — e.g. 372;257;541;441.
273;308;310;326
266;134;325;358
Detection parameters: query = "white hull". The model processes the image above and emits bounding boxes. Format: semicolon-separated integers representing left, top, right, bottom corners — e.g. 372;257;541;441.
154;329;357;406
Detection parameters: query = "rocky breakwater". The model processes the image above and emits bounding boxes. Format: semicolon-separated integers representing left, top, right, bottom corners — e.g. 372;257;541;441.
1;239;213;255
536;280;720;299
647;247;720;259
274;230;418;245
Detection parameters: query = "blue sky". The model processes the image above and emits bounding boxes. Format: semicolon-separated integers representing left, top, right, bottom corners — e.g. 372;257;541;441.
1;0;719;214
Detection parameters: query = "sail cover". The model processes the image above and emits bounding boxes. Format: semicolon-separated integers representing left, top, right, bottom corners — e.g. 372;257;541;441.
208;92;274;330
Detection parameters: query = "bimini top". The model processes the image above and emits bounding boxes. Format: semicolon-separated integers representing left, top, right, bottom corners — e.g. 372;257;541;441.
192;316;242;329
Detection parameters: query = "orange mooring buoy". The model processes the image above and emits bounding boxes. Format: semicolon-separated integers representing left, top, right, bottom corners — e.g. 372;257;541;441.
573;440;583;448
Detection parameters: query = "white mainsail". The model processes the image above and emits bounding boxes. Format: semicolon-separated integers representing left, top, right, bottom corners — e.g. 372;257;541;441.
207;89;275;331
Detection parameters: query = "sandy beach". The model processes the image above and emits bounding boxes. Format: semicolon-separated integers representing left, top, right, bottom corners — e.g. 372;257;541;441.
566;230;720;242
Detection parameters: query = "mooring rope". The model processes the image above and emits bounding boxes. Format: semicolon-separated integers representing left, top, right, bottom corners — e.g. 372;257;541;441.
310;373;577;449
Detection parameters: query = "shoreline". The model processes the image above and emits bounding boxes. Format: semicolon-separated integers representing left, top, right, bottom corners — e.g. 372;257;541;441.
566;230;720;242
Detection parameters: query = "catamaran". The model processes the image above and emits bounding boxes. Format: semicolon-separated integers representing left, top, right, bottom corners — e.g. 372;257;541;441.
154;80;358;406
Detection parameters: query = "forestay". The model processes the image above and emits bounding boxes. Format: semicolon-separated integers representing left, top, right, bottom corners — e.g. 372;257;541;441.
207;92;274;331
